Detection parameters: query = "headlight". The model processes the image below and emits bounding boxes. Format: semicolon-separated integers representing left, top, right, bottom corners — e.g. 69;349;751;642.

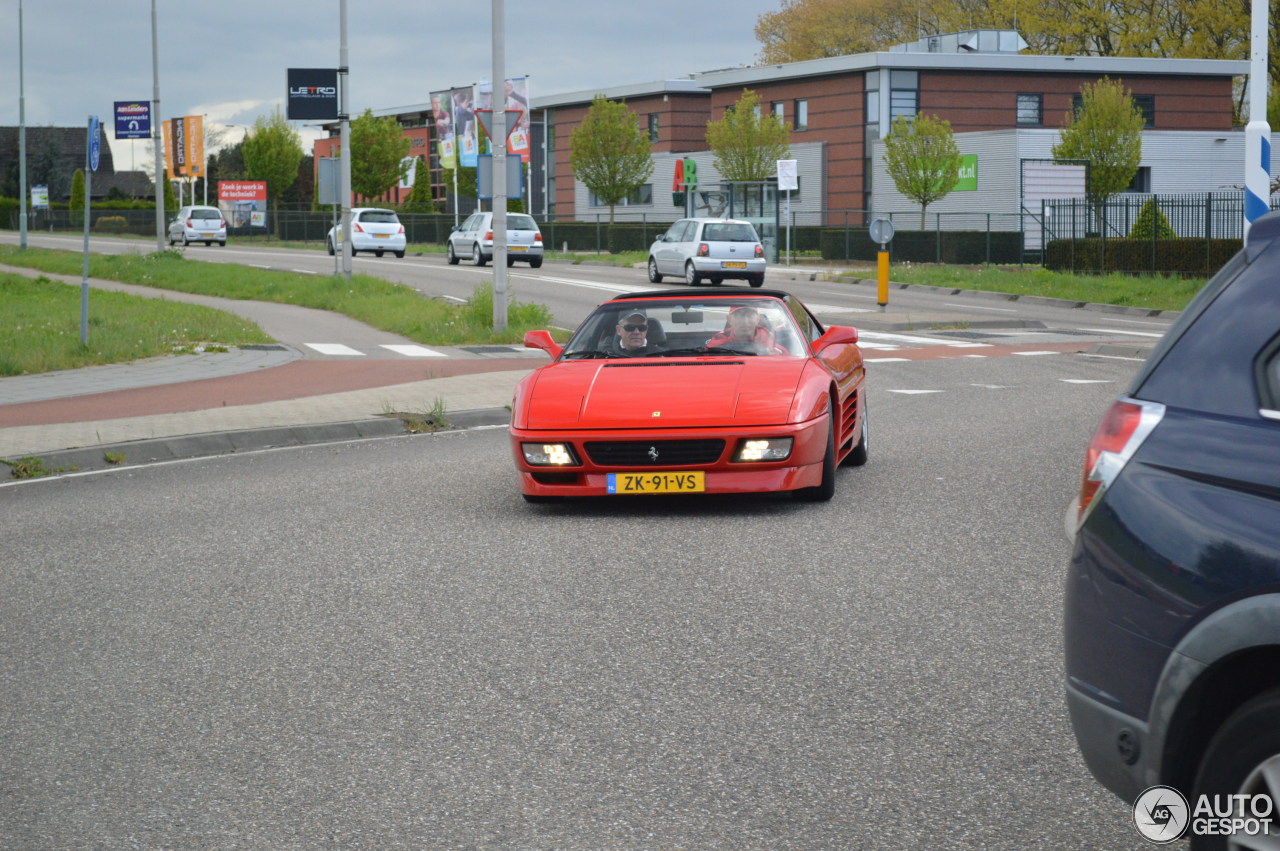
733;438;793;462
522;443;579;466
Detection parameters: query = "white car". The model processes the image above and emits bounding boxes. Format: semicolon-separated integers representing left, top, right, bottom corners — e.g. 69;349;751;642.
446;212;544;268
168;205;227;247
647;218;766;287
327;208;407;258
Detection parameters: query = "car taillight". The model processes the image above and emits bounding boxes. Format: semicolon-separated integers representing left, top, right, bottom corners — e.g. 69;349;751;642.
484;231;494;241
754;244;764;258
354;223;365;233
1078;397;1165;527
398;225;405;234
185;218;193;228
219;219;226;228
697;243;710;257
534;232;542;242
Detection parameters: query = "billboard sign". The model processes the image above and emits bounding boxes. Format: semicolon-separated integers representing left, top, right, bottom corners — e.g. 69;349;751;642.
431;90;457;169
31;184;49;210
114;101;151;139
287;68;339;120
954;155;978;191
217;180;267;202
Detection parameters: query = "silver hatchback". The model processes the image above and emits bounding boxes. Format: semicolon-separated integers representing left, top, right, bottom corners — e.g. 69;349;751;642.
446;212;544;268
647;218;766;287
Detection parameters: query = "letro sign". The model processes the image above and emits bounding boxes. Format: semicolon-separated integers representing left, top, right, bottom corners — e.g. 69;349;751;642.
114;101;151;139
287;68;339;121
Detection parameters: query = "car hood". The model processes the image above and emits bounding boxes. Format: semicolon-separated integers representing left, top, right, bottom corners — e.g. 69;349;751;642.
523;358;806;429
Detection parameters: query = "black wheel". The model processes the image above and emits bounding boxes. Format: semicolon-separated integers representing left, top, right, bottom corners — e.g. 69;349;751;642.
375;249;385;257
529;257;543;269
795;400;837;502
1190;688;1280;851
843;395;869;467
748;273;765;288
447;242;459;265
507;256;515;267
181;234;190;247
685;263;701;286
327;238;335;256
219;240;226;247
394;250;404;258
205;240;212;246
471;243;487;266
647;257;663;283
168;235;175;246
709;275;724;286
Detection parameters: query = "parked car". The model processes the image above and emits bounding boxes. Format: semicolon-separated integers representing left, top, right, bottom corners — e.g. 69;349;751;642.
511;288;867;503
327;208;406;258
167;205;226;247
647;218;766;287
1065;209;1280;846
446;212;543;267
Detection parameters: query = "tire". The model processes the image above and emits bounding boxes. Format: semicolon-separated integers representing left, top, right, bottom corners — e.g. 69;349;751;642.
748;273;765;288
181;234;190;247
327;238;335;256
471;243;487;267
219;241;226;247
1190;688;1280;851
529;257;543;269
709;275;723;286
647;257;663;283
843;395;869;467
205;241;212;246
795;401;837;502
394;250;404;258
375;249;385;257
168;235;175;246
507;256;515;267
447;242;459;265
685;263;701;286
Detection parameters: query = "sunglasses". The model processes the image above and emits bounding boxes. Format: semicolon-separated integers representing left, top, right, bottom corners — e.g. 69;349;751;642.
621;323;647;332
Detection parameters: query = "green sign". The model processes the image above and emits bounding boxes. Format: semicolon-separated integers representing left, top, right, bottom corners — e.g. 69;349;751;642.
954;155;978;191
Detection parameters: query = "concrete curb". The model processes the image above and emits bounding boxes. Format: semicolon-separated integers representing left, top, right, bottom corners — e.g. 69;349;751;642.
3;407;513;479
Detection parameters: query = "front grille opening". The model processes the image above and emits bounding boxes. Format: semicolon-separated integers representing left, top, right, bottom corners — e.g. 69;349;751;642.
585;439;726;466
531;472;579;485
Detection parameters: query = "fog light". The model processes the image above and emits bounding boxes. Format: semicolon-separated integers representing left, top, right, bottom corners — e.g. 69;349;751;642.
734;438;793;462
522;443;578;466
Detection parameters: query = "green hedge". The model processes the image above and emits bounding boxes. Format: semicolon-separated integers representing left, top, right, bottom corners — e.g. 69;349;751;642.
0;197;20;229
1044;238;1240;275
820;229;1024;263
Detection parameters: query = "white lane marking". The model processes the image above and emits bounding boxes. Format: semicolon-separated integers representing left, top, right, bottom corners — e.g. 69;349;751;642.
292;269;317;275
442;295;467;303
943;302;1019;312
961;354;988;358
943;342;995;348
805;302;875;314
1082;353;1147;361
306;343;365;356
1012;351;1060;356
860;330;966;346
866;357;910;363
1061;379;1113;384
973;383;1017;389
249;264;271;270
886;389;943;395
1083;317;1170;327
1077;328;1166;338
381;344;447;358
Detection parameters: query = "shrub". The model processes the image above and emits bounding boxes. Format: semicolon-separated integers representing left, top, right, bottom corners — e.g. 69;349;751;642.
1129;200;1178;240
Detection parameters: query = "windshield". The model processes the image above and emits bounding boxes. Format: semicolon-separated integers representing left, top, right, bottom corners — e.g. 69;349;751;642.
507;214;537;231
560;297;808;360
360;211;399;224
701;222;758;242
190;209;221;221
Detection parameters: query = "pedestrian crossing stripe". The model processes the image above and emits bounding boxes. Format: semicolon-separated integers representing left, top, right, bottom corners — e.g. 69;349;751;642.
380;345;447;358
306;343;364;356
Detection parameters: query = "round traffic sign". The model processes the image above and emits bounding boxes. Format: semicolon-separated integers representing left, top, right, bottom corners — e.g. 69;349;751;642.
869;217;895;245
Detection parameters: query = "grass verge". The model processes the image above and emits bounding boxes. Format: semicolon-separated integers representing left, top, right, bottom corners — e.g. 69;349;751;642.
0;271;273;376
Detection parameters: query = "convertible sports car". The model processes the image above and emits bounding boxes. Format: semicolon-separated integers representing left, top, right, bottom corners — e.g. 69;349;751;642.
510;289;868;503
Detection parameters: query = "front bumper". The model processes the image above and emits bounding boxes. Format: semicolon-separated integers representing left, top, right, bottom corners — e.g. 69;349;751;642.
511;418;826;498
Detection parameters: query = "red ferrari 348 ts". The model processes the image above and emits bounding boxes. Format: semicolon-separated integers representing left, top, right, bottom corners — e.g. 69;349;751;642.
510;289;868;503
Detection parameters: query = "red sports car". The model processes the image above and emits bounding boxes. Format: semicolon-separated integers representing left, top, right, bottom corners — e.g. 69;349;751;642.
510;288;868;502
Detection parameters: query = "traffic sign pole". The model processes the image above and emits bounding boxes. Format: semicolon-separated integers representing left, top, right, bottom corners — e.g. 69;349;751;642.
82;115;98;344
868;217;896;311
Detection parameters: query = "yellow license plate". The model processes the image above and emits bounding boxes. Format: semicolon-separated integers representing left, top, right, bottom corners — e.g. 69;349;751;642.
510;246;527;252
722;261;747;269
607;471;705;494
374;233;389;238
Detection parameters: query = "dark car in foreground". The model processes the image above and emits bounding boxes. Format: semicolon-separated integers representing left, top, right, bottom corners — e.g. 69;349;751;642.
1065;210;1280;848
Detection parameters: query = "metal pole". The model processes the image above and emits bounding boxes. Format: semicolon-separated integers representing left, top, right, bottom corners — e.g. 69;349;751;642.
82;116;92;344
1243;0;1272;238
18;0;28;249
151;0;165;251
339;0;353;279
492;0;508;331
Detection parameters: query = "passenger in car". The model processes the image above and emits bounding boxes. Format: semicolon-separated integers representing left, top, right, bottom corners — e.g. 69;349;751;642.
610;310;656;357
706;306;786;353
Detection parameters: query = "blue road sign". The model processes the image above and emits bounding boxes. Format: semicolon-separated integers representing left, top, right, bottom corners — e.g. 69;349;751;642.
89;116;101;172
114;101;151;139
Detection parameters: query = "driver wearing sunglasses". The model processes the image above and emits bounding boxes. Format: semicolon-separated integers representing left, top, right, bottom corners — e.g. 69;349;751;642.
611;310;653;356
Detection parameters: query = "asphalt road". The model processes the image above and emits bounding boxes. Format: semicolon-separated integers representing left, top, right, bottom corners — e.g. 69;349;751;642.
0;352;1174;849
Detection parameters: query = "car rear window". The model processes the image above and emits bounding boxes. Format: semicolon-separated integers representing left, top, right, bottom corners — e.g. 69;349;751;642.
702;223;758;242
507;214;537;231
190;209;221;221
360;211;399;224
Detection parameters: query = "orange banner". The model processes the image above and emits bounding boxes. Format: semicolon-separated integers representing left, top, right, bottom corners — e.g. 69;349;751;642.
184;115;204;177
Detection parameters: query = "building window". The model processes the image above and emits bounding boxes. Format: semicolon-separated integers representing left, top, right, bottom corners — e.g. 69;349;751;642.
647;113;659;143
1125;166;1151;193
589;184;653;207
1132;95;1155;127
889;70;918;120
794;99;808;131
865;89;880;145
1016;94;1043;126
772;101;785;121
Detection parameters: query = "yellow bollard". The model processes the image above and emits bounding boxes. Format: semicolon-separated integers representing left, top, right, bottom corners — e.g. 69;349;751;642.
877;248;889;311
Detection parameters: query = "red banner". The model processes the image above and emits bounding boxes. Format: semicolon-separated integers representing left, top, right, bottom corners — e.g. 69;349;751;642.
218;180;267;201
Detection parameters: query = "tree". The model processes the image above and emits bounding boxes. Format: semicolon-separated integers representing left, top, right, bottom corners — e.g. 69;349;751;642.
69;169;86;212
348;108;412;202
1129;198;1177;239
882;113;963;228
400;156;438;213
569;95;654;224
705;89;792;181
241;109;304;216
161;171;177;211
755;0;919;64
1052;77;1143;228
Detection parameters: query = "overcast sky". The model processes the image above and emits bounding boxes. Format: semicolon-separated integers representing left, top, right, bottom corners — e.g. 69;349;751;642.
1;0;782;165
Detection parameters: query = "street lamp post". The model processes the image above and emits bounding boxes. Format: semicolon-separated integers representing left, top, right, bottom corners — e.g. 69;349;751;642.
151;0;166;252
18;0;28;249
